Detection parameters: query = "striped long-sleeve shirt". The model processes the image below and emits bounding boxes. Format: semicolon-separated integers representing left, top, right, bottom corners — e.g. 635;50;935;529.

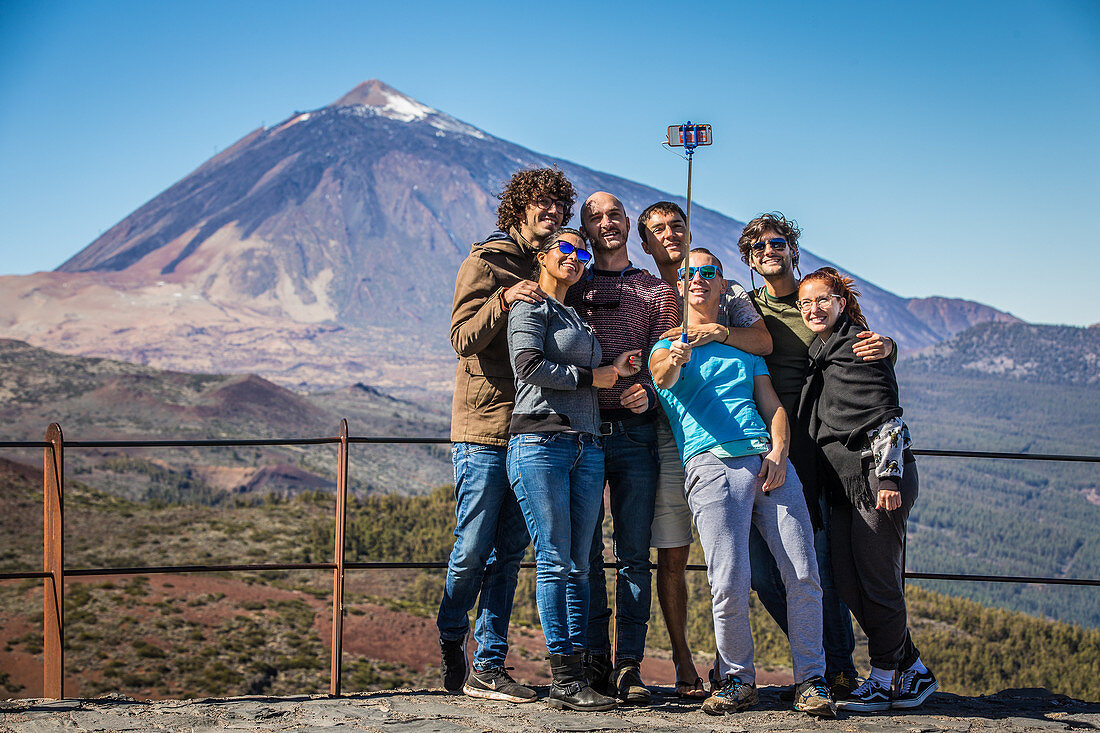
566;265;680;420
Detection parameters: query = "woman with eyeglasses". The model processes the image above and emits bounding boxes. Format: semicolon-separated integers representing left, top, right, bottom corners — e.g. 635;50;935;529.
649;248;836;719
506;226;640;711
796;267;937;712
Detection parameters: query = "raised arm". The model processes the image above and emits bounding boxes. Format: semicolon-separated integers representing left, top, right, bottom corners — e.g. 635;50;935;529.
451;256;544;358
660;281;773;355
451;257;508;358
649;340;692;390
853;330;896;363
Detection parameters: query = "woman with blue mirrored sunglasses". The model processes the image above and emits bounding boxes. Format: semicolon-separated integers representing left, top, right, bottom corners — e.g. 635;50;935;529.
555;239;592;264
506;227;639;711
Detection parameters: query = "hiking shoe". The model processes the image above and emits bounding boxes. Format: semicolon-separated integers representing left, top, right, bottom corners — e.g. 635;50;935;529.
828;670;859;700
701;675;758;715
836;678;892;712
793;676;837;718
462;666;537;703
439;632;468;693
892;667;938;709
613;661;651;705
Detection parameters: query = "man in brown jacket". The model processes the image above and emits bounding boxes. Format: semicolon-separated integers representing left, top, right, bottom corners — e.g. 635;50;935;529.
439;167;577;702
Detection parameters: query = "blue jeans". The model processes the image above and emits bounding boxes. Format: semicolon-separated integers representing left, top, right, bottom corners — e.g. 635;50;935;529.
508;432;605;655
437;442;530;670
748;492;858;678
586;420;659;662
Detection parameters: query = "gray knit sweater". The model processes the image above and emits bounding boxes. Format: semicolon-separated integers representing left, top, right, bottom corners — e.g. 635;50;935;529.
507;298;602;435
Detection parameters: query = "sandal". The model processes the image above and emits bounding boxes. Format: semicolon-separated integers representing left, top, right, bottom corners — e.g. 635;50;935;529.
676;676;707;700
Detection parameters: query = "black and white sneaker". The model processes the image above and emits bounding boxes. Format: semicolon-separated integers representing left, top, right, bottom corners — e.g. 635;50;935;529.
463;667;537;703
892;667;938;709
439;631;468;693
836;678;892;712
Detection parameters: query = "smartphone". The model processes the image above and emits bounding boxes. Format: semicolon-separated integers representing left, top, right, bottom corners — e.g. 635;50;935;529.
667;124;712;147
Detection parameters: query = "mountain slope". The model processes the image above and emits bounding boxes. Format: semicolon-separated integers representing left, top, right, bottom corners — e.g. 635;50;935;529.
0;80;1008;396
906;296;1024;340
0;339;449;500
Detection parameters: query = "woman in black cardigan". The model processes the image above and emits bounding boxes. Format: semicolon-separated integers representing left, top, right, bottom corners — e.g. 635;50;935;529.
796;267;938;713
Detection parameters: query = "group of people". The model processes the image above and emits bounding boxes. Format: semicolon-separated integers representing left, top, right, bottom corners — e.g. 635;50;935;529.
437;166;937;717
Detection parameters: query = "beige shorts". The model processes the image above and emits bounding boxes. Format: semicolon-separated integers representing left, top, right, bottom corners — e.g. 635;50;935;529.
650;416;695;548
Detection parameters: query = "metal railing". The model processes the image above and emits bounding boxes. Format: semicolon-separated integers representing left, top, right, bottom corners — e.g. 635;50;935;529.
1;422;1098;699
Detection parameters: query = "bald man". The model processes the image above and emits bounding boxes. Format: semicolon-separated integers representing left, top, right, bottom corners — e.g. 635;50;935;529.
565;192;680;705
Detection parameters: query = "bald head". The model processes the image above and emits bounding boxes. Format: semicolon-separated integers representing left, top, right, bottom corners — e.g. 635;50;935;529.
581;191;630;256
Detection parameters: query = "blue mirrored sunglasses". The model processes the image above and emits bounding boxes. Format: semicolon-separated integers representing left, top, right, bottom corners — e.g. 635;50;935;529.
555;241;592;263
677;265;721;280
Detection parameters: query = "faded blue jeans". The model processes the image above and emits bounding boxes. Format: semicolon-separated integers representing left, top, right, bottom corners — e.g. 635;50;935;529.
437;442;530;671
748;491;858;679
586;419;659;663
507;432;605;654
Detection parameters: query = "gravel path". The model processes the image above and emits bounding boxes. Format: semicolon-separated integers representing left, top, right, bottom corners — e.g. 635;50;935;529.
2;685;1097;732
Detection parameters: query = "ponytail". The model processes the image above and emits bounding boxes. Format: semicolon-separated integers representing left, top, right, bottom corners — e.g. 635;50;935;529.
801;267;868;330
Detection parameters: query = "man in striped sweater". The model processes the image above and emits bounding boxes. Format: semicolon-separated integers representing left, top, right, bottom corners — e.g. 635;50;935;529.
566;192;680;705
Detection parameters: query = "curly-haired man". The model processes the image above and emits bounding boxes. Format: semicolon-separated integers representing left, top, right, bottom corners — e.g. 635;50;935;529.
439;167;576;703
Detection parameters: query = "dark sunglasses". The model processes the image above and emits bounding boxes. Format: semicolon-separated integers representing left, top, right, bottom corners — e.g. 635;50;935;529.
676;265;722;280
750;237;788;253
554;240;591;263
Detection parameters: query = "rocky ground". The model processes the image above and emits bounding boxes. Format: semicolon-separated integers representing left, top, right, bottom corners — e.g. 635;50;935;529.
2;686;1097;732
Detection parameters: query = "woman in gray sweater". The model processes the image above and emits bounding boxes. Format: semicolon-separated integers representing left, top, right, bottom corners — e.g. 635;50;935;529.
507;227;639;711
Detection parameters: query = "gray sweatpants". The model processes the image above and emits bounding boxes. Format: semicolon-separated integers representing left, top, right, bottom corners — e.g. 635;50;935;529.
685;451;825;685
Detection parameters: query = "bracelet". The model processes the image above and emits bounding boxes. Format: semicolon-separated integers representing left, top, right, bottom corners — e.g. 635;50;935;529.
499;290;511;312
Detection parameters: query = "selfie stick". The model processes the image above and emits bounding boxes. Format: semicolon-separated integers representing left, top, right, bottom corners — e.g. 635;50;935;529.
666;122;712;342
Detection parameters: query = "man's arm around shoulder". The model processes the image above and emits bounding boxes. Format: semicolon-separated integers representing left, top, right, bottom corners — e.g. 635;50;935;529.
451;255;507;357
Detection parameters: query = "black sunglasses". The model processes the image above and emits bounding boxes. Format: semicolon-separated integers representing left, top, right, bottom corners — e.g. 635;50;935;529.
750;238;788;253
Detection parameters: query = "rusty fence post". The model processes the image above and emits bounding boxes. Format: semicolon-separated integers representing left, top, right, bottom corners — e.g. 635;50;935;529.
43;423;64;699
330;419;349;697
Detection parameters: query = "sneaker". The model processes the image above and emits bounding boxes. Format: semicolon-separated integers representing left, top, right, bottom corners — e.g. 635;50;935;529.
793;676;837;718
439;632;468;693
836;678;892;713
828;671;859;701
462;666;537;703
892;667;938;709
701;675;759;715
612;661;651;705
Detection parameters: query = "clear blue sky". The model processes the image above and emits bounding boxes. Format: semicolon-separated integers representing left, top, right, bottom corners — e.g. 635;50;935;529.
2;0;1098;326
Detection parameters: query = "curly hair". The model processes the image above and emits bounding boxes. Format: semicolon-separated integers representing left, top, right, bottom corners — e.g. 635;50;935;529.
496;167;576;233
637;201;686;244
799;267;868;330
736;212;801;268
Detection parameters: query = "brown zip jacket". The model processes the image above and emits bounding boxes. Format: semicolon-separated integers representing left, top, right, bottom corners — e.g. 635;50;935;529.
450;228;538;446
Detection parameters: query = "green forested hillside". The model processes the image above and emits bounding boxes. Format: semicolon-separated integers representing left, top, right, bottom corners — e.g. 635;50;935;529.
896;323;1100;628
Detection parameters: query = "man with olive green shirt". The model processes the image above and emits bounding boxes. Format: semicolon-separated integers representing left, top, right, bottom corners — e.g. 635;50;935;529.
736;212;894;699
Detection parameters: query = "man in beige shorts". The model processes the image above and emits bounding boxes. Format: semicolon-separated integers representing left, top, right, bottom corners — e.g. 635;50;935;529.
637;201;772;697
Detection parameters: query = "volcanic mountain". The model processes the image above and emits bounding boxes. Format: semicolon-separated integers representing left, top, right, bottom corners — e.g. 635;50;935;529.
0;80;1006;398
